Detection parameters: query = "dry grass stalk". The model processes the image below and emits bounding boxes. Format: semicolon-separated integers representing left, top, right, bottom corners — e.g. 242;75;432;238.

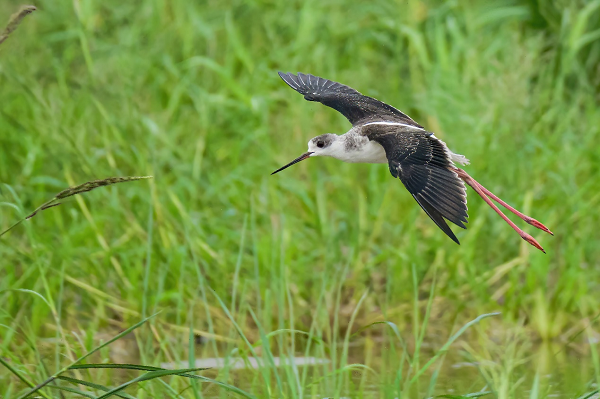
0;176;153;238
0;5;36;47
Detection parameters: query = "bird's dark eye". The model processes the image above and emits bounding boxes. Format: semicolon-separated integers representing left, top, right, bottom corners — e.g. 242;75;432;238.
316;140;325;148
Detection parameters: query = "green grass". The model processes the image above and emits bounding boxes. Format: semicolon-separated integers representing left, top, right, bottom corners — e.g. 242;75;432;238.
1;0;600;397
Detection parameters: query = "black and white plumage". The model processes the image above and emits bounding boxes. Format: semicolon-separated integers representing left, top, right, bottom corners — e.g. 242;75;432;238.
273;72;552;251
366;124;468;244
277;72;422;127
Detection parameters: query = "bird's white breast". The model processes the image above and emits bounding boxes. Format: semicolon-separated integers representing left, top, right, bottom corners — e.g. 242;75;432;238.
329;133;388;164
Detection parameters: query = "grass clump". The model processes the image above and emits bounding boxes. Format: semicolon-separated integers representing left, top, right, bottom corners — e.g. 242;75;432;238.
0;311;253;399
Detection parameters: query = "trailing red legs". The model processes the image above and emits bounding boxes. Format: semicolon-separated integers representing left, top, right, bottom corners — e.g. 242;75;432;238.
453;168;553;253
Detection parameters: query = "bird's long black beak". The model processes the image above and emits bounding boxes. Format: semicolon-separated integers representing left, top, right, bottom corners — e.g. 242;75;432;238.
271;152;314;175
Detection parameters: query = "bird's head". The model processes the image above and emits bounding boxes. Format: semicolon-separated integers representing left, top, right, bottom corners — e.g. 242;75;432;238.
307;133;338;155
271;134;338;175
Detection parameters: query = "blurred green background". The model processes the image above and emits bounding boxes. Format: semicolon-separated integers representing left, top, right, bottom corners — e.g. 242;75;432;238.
1;0;599;397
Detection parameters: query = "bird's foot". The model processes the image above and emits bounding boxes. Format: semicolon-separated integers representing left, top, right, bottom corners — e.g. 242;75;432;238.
523;216;553;236
520;231;546;254
453;167;551;253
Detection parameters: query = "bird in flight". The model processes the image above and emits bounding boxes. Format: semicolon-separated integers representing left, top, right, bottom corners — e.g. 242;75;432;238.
272;72;553;252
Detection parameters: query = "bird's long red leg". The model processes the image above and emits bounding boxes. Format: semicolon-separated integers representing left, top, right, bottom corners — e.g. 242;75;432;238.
471;182;553;236
453;168;552;235
453;167;549;254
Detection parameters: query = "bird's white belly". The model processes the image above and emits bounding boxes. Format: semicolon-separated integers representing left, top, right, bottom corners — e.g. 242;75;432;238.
340;140;388;164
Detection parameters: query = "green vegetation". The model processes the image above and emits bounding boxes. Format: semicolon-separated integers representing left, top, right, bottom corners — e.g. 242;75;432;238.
1;0;599;397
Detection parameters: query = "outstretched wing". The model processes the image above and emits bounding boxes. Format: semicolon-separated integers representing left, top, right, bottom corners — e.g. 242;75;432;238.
364;124;468;244
278;72;423;128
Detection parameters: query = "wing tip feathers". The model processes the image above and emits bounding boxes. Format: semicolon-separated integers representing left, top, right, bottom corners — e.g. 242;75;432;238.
412;194;462;245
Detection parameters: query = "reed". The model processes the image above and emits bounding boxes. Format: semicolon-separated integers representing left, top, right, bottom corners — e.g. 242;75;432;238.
0;5;35;46
0;176;152;238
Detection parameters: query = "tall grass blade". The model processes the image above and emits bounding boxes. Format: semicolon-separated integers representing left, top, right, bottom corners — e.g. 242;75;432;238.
0;356;36;392
0;176;153;239
69;363;200;371
46;384;96;398
529;372;540;399
95;368;207;399
57;376;136;399
579;389;599;399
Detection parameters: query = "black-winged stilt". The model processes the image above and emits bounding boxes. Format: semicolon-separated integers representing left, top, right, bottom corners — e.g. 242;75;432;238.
272;72;552;252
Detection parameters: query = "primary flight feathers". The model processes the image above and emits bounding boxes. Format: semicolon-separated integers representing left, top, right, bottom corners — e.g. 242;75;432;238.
278;72;423;128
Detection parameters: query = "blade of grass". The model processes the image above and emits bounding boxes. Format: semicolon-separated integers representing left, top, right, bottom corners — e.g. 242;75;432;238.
46;384;96;398
0;176;153;239
69;364;192;371
529;372;540;399
95;367;208;399
57;376;136;399
0;356;37;392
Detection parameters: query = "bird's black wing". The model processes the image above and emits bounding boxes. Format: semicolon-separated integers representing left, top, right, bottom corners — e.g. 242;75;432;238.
278;72;423;128
364;124;468;244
